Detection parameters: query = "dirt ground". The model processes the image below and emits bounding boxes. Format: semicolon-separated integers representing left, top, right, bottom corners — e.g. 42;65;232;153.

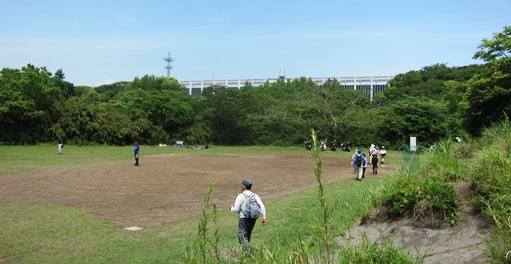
0;153;367;228
0;153;489;262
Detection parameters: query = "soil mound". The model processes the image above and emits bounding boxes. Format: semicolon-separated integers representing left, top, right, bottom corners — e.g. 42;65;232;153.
338;182;491;263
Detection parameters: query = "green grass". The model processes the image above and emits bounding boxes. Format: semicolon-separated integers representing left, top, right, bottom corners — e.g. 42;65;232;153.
466;119;511;263
0;145;404;263
0;178;382;263
0;144;352;176
2;125;500;263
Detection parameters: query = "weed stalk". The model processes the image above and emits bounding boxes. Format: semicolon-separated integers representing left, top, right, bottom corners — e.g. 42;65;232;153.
311;129;331;264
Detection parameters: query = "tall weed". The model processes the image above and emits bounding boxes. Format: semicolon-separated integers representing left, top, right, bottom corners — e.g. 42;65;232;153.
184;183;221;263
418;139;463;182
468;118;511;263
310;129;332;263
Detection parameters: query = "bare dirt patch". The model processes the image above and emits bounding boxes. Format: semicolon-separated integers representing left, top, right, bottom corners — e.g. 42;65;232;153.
0;153;489;262
0;153;366;228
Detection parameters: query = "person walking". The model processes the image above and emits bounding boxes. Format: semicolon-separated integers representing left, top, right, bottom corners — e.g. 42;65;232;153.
351;149;358;174
380;146;387;164
362;153;368;178
57;138;64;154
368;144;375;164
371;146;379;174
352;149;368;181
134;142;140;166
230;179;267;251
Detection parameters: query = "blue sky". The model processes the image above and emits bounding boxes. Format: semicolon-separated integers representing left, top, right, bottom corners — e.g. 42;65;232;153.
1;0;509;87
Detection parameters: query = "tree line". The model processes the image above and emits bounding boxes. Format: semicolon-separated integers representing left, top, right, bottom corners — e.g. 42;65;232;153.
1;26;510;148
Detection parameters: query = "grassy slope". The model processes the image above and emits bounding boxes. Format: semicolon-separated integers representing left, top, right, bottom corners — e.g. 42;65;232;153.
0;145;384;263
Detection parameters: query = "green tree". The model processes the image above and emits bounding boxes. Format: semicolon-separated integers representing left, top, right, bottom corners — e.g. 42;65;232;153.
379;97;457;148
199;86;254;145
0;65;65;143
143;90;194;139
466;26;511;135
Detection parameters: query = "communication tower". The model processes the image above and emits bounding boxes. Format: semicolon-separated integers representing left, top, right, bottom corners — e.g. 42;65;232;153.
163;51;174;78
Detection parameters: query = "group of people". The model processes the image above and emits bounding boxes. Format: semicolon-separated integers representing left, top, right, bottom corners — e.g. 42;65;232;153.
59;138;398;252
230;143;396;251
351;144;387;181
304;138;350;152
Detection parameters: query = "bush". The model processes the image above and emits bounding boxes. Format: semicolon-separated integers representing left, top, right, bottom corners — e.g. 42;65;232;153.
370;172;460;227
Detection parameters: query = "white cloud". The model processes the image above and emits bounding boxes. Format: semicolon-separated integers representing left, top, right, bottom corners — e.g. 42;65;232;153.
99;78;115;86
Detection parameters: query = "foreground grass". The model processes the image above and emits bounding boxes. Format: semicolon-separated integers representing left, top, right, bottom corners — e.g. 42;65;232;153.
0;177;381;263
0;145;387;263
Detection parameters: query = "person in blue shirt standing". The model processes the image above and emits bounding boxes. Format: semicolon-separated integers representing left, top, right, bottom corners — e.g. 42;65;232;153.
134;142;140;166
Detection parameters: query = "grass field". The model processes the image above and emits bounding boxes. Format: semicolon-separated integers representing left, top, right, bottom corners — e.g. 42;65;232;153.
0;144;354;176
0;145;392;263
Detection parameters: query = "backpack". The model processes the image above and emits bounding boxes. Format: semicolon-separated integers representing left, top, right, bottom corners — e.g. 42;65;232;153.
242;193;261;219
355;154;363;167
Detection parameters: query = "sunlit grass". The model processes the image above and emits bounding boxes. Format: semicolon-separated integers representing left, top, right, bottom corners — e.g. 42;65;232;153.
0;144;405;263
0;144;355;176
0;177;384;263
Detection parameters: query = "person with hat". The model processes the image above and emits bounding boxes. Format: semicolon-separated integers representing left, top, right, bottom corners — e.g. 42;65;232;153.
380;146;387;164
230;179;267;251
352;149;368;181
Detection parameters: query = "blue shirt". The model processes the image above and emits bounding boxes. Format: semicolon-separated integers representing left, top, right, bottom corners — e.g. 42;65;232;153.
134;145;140;154
352;154;367;167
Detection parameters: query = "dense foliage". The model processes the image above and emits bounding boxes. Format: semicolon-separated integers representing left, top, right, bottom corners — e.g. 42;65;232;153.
468;119;511;262
1;27;510;147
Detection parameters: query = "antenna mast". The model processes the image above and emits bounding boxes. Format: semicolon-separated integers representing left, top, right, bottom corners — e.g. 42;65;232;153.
163;51;174;78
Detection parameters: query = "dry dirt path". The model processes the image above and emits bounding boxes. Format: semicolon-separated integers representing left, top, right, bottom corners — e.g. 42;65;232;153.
0;153;373;228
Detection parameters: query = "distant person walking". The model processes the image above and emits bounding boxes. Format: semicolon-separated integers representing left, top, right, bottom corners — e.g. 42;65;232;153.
362;153;368;178
57;138;64;154
371;146;379;174
368;144;375;164
134;142;140;166
230;179;267;251
380;146;387;164
352;149;368;181
351;150;358;174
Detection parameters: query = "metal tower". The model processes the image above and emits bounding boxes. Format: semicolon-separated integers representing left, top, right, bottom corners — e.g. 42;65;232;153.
163;51;174;78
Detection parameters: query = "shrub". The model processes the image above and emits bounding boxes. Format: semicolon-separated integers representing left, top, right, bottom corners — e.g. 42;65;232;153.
370;172;460;226
413;179;460;226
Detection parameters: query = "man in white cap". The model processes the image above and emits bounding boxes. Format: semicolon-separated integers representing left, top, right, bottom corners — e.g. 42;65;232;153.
230;179;267;251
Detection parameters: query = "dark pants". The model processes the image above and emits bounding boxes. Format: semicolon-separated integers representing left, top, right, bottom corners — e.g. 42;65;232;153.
372;156;378;174
134;154;139;166
238;217;257;249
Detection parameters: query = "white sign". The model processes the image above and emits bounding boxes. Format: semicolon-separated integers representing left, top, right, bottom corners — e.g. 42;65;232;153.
410;137;417;151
